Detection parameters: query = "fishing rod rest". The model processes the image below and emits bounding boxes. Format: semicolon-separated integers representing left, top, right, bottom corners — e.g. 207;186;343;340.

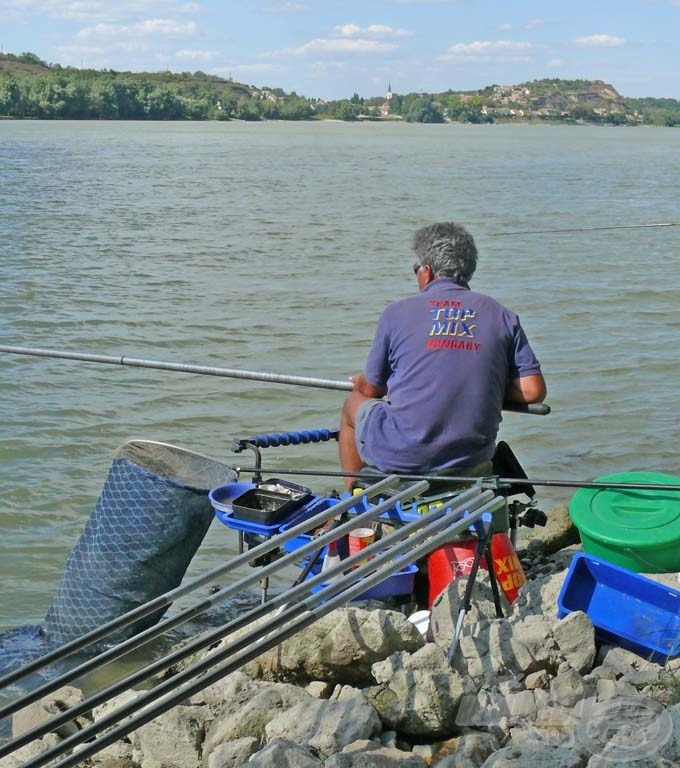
232;428;339;451
231;427;340;484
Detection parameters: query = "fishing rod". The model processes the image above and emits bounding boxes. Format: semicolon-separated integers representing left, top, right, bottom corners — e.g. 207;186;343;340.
4;487;495;759
231;465;680;494
0;477;433;720
15;495;503;768
0;344;550;415
488;221;680;236
0;475;401;693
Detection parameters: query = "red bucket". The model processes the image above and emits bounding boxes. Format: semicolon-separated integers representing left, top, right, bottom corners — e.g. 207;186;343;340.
427;532;526;608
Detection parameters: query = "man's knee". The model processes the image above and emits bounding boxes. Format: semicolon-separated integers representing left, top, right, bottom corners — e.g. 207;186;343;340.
342;391;369;428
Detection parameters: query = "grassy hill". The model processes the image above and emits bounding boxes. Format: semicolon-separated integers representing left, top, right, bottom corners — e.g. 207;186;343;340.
2;52;680;125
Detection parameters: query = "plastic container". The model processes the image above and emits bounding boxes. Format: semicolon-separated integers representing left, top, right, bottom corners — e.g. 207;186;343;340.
231;487;311;526
345;485;483;525
311;562;418;601
208;481;256;514
557;552;680;662
210;481;320;537
427;532;525;608
568;471;680;572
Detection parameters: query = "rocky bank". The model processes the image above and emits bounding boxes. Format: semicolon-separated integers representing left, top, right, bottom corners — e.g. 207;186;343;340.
5;505;680;768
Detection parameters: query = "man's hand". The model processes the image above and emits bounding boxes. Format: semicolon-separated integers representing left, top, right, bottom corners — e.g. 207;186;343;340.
350;372;387;399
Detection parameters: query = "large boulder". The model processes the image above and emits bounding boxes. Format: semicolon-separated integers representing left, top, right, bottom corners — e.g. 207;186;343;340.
366;644;466;739
264;691;382;759
199;672;311;755
242;607;424;685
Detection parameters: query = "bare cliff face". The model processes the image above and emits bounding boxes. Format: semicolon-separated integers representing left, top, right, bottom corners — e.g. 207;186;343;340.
493;79;629;115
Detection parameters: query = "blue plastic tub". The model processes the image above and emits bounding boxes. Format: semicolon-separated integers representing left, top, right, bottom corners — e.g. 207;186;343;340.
557;552;680;662
310;562;418;601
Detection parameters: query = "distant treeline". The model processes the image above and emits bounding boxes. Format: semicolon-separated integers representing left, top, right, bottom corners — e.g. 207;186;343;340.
2;52;680;126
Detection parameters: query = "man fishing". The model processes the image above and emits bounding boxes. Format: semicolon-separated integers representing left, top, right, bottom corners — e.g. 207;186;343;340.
339;221;547;491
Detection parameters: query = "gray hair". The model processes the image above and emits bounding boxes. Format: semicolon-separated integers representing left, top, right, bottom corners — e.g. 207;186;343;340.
412;222;477;284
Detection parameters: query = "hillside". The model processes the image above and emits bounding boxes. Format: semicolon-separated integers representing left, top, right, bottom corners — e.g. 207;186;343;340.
2;52;680;125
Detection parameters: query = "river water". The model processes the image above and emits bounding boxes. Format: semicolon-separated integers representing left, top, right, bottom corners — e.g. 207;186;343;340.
1;119;679;633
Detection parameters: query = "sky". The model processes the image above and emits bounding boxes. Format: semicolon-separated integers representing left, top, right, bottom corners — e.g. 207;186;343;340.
1;0;679;101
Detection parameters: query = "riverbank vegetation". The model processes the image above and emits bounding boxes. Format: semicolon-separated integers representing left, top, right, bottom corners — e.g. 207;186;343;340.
2;52;680;126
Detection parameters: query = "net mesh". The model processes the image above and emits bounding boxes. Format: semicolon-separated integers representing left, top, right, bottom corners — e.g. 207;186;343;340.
44;440;235;645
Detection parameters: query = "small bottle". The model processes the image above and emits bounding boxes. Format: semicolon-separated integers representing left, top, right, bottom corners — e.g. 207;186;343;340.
321;540;342;576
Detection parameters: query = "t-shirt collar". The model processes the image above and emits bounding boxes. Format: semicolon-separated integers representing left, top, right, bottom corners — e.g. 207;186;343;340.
423;276;470;292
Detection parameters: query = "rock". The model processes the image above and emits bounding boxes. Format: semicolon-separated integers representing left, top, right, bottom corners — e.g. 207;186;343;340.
597;645;662;674
531;703;580;749
306;680;333;698
264;693;381;759
510;569;568;621
0;733;61;768
525;670;550;690
452;615;555;680
11;685;89;740
325;740;428;767
429;572;511;650
480;741;586;766
201;672;311;755
241;737;323;767
432;731;499;767
366;645;466;739
130;704;208;768
552;611;596;674
84;737;135;768
522;506;581;557
549;669;595;708
372;642;451;684
582;699;679;767
595;677;638;701
242;607;424;685
206;736;259;768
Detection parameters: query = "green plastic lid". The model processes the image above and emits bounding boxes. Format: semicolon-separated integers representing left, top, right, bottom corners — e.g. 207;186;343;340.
569;471;680;549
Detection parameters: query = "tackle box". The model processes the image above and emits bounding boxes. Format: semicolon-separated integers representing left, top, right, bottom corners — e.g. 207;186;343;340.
557;552;680;662
210;479;315;535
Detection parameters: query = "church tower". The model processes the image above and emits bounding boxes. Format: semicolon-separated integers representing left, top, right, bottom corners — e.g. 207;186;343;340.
387;82;393;101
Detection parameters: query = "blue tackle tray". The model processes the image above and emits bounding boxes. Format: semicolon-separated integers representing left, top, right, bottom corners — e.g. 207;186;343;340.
343;485;480;524
309;562;418;601
557;552;680;662
210;483;338;537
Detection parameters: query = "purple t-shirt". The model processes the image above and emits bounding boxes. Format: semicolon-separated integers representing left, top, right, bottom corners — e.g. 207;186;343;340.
360;278;542;473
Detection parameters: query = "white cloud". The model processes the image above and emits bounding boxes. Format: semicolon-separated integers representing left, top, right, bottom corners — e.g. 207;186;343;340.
1;0;200;22
56;43;107;58
575;34;625;47
77;18;197;38
440;40;535;60
547;58;563;68
175;49;219;61
333;23;412;39
261;2;310;11
523;19;544;30
273;37;397;56
498;23;512;31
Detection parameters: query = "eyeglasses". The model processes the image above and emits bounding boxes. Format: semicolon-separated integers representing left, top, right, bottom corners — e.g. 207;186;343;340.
413;262;423;275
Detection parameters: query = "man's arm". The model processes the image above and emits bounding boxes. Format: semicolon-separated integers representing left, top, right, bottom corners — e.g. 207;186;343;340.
350;372;388;399
505;373;547;404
